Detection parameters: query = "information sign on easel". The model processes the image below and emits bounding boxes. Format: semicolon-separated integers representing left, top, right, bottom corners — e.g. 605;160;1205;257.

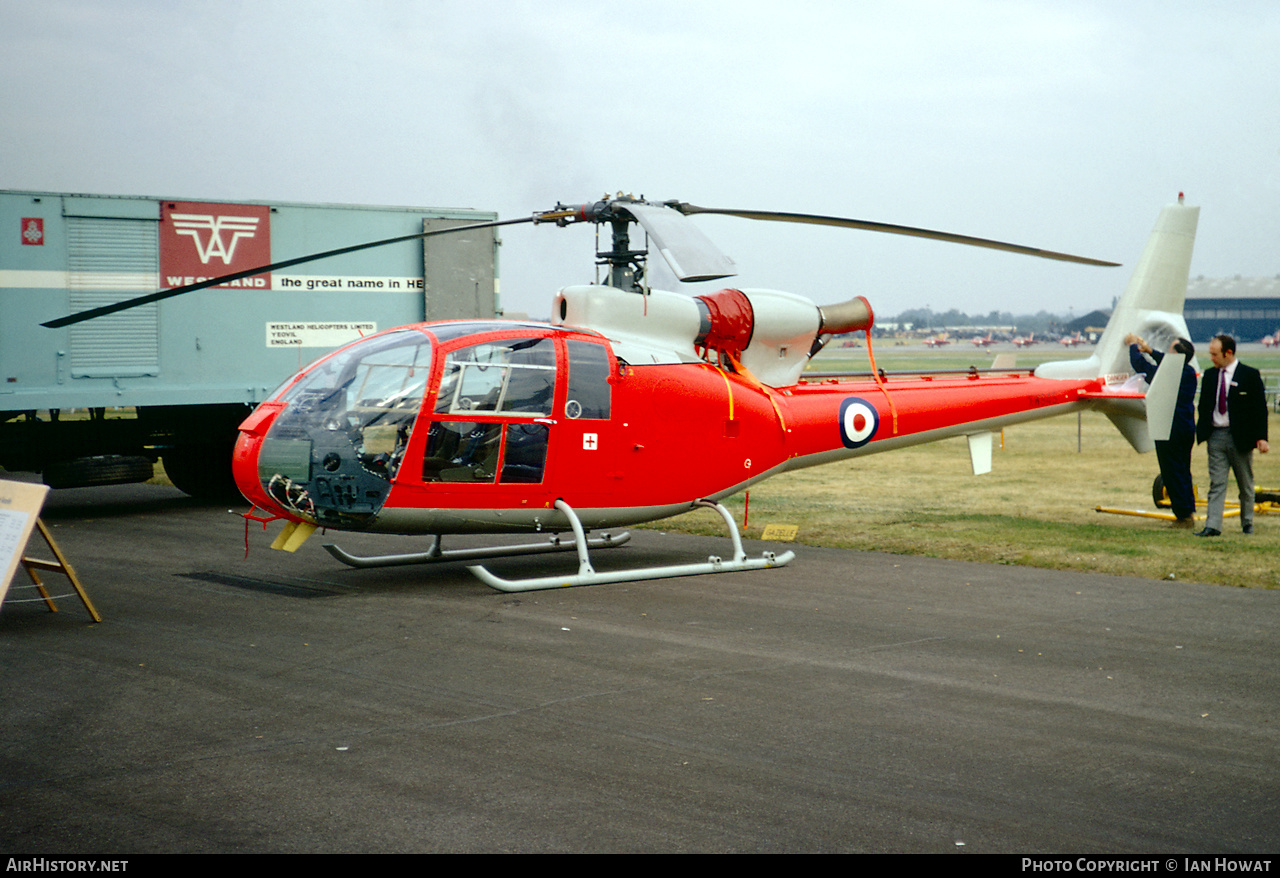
0;479;101;622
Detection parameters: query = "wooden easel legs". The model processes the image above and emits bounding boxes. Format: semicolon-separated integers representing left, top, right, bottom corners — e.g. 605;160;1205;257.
21;519;101;623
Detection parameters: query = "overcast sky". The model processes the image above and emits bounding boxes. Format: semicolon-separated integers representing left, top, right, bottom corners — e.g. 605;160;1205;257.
3;0;1277;320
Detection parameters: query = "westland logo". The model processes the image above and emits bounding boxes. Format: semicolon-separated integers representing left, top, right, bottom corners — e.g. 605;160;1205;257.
171;213;260;265
160;201;271;290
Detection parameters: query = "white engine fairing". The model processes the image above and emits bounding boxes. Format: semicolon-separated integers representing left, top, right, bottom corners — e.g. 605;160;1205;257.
553;285;705;366
551;284;857;387
735;289;824;387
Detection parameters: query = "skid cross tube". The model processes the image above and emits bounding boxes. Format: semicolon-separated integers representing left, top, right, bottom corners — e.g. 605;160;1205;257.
469;499;795;592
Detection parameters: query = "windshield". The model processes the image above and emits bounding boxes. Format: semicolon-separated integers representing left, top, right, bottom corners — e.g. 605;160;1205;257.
257;329;432;527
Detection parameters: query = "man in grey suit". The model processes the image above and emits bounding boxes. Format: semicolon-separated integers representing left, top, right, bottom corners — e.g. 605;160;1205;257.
1194;334;1270;536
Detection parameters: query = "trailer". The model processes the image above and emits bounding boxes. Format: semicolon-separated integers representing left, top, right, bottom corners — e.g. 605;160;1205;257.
1;190;499;496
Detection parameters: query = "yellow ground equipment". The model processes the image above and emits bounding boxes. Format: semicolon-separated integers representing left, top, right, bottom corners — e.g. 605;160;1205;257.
1095;475;1280;522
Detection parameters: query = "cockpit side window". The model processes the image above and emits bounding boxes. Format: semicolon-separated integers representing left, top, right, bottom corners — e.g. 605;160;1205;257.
424;336;556;485
564;339;611;419
422;421;502;483
433;337;556;416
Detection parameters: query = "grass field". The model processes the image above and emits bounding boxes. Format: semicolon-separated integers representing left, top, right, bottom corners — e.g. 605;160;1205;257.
644;344;1280;590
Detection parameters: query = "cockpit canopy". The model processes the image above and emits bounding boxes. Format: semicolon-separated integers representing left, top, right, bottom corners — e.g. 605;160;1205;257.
258;328;432;525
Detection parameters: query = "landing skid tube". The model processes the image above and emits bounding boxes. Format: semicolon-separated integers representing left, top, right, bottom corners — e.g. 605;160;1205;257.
322;531;631;569
470;499;795;592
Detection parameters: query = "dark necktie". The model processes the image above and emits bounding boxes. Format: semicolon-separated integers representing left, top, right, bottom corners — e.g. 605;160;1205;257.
1218;370;1228;416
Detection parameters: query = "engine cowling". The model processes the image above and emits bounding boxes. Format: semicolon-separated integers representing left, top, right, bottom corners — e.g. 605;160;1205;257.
697;288;873;386
553;284;874;388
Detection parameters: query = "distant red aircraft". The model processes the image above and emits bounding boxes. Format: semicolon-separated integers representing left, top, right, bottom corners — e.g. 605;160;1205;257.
1059;332;1087;347
971;333;995;347
922;335;952;347
1012;332;1039;348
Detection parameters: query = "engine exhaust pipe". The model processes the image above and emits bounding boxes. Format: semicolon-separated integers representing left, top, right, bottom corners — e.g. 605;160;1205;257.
817;296;874;335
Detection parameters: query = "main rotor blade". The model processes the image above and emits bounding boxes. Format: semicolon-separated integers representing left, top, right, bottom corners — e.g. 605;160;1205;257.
42;216;536;329
618;201;738;281
672;204;1121;267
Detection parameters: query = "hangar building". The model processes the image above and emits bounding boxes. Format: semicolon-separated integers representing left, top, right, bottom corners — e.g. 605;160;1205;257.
1183;275;1280;342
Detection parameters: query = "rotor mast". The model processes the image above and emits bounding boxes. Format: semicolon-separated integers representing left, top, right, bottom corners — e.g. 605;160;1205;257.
534;195;652;291
603;210;645;290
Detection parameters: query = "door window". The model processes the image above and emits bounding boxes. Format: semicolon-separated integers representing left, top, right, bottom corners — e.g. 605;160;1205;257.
424;337;556;484
434;337;555;416
564;339;611;419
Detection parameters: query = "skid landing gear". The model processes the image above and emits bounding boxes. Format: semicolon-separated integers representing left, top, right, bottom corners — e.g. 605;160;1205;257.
323;530;631;568
469;499;795;592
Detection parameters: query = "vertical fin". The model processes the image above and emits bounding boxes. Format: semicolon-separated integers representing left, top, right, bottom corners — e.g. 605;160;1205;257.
1036;200;1200;382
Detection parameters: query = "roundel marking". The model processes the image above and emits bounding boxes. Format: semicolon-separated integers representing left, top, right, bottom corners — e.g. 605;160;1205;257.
839;397;879;448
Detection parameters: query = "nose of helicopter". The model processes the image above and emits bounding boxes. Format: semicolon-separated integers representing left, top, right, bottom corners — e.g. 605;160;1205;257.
232;402;289;518
229;327;433;530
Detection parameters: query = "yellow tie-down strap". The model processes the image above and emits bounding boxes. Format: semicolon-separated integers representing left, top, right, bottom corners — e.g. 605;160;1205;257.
270;520;317;552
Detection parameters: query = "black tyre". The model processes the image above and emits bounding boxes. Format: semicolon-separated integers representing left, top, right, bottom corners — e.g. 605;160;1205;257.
1152;473;1168;508
163;446;243;500
43;455;154;489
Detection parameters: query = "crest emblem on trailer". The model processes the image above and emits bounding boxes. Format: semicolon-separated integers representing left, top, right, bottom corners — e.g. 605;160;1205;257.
21;218;44;245
838;397;879;448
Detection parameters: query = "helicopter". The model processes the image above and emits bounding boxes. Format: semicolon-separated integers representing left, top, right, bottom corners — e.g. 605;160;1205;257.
44;193;1200;592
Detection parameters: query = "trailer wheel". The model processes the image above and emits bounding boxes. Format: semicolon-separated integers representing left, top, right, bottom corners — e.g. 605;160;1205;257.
1151;474;1168;508
163;446;241;500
